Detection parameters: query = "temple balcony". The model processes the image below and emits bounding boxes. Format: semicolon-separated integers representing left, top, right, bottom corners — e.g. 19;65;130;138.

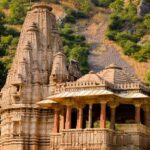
50;124;150;150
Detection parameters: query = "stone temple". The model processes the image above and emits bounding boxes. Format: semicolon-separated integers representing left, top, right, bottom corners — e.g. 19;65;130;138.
0;2;150;150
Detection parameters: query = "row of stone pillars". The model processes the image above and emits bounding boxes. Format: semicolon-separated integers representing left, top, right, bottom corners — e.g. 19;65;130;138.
53;102;150;133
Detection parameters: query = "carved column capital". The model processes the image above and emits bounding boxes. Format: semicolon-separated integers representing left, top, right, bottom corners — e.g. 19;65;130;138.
76;103;85;109
134;102;142;108
54;107;61;111
100;100;107;104
108;102;119;109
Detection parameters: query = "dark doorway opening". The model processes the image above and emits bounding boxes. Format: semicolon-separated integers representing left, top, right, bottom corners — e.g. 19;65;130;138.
83;105;89;128
116;104;135;124
92;104;100;128
71;108;77;128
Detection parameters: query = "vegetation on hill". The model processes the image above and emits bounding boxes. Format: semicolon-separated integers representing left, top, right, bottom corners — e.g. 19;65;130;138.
106;0;150;62
0;11;19;88
92;0;114;7
76;0;91;14
60;8;90;74
60;23;89;74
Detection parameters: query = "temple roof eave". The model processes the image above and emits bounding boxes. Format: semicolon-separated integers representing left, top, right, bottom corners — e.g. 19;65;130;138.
37;99;58;108
48;92;149;100
44;90;150;106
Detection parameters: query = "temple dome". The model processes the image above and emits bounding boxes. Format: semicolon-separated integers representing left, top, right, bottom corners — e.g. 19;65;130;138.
98;64;139;84
77;71;104;83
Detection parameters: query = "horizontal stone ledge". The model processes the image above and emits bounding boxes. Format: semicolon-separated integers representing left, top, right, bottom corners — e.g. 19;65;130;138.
60;128;115;132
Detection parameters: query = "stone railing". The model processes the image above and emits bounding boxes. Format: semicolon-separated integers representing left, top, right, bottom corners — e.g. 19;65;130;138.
114;83;150;92
113;83;140;90
54;81;150;95
50;128;121;149
50;133;61;149
54;81;109;94
60;128;114;149
50;125;150;150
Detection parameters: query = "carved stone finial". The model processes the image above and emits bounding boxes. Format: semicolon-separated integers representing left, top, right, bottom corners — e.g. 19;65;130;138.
31;2;52;11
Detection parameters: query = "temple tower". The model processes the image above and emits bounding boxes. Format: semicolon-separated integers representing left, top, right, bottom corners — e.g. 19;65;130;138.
0;3;80;150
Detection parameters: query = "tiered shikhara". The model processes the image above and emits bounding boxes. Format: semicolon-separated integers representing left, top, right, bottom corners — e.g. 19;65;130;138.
0;3;80;150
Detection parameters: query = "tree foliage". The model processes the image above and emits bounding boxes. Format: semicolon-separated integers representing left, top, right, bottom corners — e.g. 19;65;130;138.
76;0;91;14
92;0;115;7
107;0;150;62
8;0;29;24
0;11;19;88
60;23;89;74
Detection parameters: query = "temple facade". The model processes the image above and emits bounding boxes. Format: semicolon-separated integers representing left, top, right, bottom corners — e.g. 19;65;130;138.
0;2;150;150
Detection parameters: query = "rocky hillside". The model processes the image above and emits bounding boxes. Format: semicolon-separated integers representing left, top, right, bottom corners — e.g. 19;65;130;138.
0;0;150;87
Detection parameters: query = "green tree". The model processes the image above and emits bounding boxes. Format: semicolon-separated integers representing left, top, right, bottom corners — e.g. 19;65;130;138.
110;0;124;13
108;14;124;30
9;0;28;24
0;61;7;88
69;45;89;74
134;44;150;61
0;0;11;9
0;11;5;35
123;40;140;56
92;0;114;7
116;31;139;46
144;14;150;33
60;22;89;74
124;2;137;21
76;0;91;14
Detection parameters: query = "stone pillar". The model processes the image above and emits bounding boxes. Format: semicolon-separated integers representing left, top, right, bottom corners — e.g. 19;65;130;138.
143;105;150;127
59;108;65;131
88;104;93;128
76;107;83;129
53;109;59;133
110;107;116;130
109;103;119;130
135;104;141;124
100;102;106;128
65;106;72;129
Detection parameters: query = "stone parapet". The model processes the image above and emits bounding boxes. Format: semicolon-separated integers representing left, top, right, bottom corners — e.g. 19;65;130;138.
49;126;150;150
116;124;150;135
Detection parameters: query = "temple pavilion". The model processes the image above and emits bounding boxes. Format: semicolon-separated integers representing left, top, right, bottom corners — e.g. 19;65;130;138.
38;64;150;150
